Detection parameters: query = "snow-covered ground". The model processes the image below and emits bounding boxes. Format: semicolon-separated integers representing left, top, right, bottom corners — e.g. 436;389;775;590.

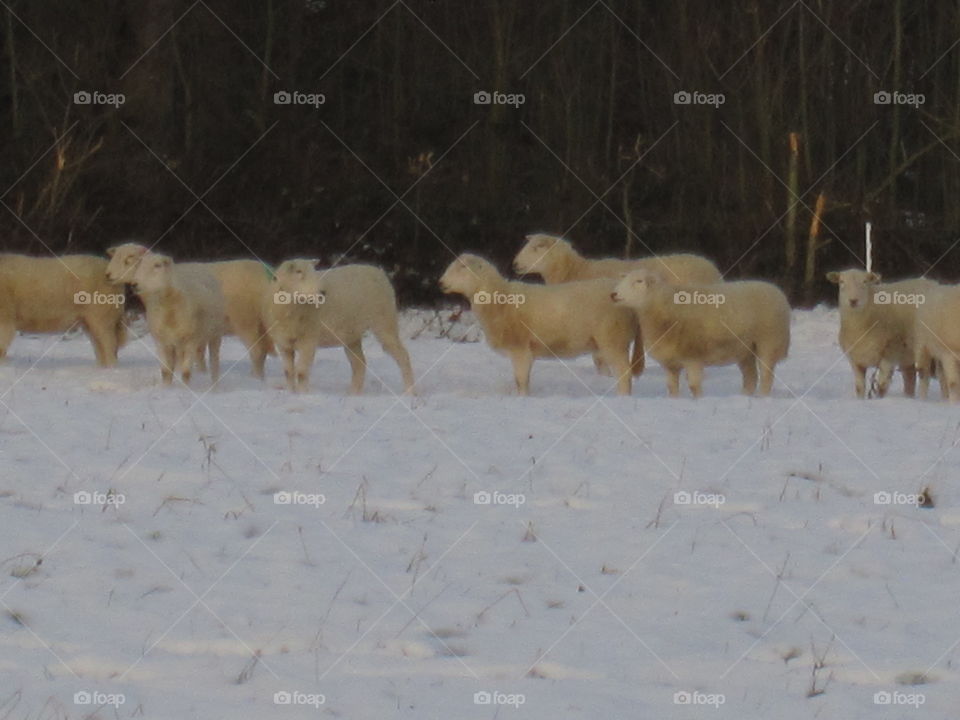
0;307;957;719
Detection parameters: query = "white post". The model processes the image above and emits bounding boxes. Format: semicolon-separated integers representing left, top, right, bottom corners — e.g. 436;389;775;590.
865;222;872;273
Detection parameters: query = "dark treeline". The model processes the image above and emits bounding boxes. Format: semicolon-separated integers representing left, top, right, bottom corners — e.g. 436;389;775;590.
1;0;959;305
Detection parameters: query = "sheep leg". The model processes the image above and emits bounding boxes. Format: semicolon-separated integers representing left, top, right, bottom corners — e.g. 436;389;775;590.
665;365;682;398
738;356;758;395
510;348;534;396
194;346;208;373
343;340;365;395
686;362;704;398
758;354;778;396
606;350;632;396
916;346;932;399
208;336;221;385
631;326;645;376
0;321;14;359
375;328;415;394
875;359;895;398
944;357;960;403
592;354;612;376
178;341;198;385
86;317;118;367
236;326;267;379
293;341;317;393
901;364;917;397
940;361;949;400
248;330;270;380
851;361;867;398
159;344;176;386
98;317;120;366
280;345;297;391
84;324;109;367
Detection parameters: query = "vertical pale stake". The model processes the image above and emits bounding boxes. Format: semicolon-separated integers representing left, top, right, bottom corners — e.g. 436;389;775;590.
865;222;872;273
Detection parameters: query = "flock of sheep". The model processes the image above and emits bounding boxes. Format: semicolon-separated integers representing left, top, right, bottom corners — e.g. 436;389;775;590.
0;235;955;400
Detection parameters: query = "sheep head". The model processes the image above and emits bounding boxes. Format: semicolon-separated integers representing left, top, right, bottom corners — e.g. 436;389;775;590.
826;269;882;310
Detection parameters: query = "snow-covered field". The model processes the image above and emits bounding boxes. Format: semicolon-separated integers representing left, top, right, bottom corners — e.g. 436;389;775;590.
0;307;957;719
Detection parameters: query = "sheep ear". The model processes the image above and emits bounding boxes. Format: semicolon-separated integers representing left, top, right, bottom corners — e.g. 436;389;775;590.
866;271;881;283
310;258;321;269
106;246;116;258
825;272;840;284
135;245;148;256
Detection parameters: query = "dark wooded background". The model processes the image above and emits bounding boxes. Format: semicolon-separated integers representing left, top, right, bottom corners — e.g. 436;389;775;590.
1;0;958;305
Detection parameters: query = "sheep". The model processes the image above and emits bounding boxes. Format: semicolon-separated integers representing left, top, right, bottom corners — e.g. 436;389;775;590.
439;253;642;395
106;242;275;378
914;284;960;401
264;259;415;394
612;269;790;397
825;269;938;398
513;233;722;374
513;233;722;284
0;254;126;366
131;252;226;386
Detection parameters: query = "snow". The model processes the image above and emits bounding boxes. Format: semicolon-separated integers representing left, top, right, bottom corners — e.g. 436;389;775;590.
0;307;957;718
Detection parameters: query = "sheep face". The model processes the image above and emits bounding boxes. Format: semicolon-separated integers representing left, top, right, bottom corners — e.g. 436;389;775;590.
513;234;560;275
612;269;662;308
826;269;881;310
131;253;174;294
105;243;148;283
273;259;321;293
439;254;491;297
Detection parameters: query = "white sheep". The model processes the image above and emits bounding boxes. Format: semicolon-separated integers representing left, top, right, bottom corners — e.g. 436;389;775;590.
264;259;415;394
0;253;127;366
612;269;790;397
513;233;722;374
915;284;960;401
439;253;642;395
132;252;227;386
513;233;722;284
106;243;275;378
826;269;938;398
